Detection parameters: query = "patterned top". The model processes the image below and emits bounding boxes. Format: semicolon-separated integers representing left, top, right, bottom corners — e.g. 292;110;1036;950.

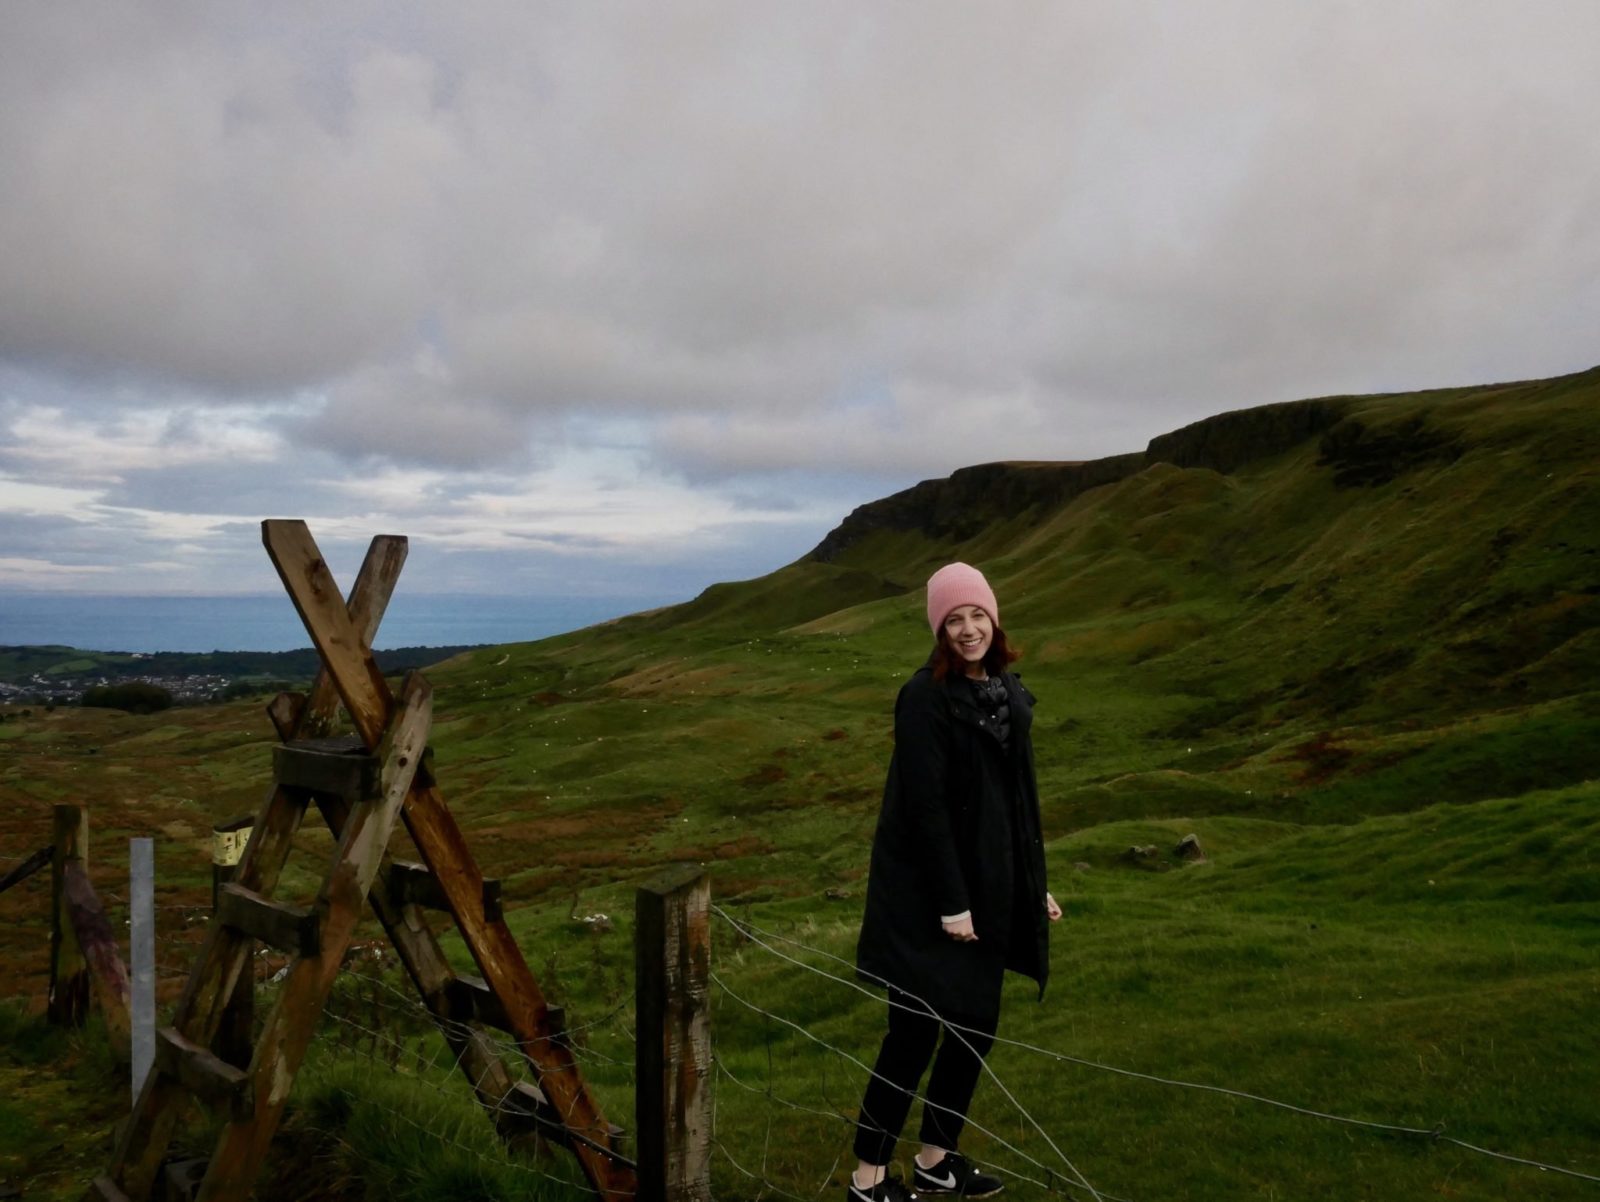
969;674;1010;749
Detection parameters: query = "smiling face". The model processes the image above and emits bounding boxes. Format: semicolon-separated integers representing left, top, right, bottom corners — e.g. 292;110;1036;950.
941;604;994;677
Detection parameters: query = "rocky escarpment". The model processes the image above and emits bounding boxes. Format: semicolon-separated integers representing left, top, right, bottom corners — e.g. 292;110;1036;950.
809;395;1351;563
1145;396;1348;474
807;454;1144;563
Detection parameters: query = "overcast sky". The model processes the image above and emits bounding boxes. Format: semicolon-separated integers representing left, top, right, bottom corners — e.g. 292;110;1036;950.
2;2;1597;605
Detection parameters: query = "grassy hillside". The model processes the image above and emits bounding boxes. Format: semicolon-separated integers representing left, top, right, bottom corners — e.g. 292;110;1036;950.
2;366;1597;1200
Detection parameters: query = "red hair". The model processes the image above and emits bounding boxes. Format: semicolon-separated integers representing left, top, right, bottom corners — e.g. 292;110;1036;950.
929;626;1020;682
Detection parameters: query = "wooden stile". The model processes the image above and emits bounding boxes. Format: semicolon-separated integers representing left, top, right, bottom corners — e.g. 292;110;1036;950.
293;532;408;741
93;522;635;1202
210;815;256;1070
261;520;394;741
261;518;636;1200
192;672;432;1201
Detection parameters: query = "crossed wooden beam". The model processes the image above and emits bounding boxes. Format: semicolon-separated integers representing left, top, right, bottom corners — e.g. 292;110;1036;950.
94;520;634;1202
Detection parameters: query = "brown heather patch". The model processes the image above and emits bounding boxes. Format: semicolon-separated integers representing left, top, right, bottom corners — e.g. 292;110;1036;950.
552;847;636;869
603;658;692;695
823;784;876;804
478;812;604;842
822;728;848;741
670;664;743;690
740;763;787;788
509;868;574;897
708;873;805;902
710;834;773;860
665;834;775;865
711;874;764;899
1282;730;1356;784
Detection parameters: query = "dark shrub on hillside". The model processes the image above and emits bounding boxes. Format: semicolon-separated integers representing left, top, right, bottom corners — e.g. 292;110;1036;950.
82;681;174;714
1317;415;1463;487
221;678;297;701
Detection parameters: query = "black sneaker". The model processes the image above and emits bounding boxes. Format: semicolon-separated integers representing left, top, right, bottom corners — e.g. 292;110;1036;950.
913;1152;1003;1198
847;1172;918;1202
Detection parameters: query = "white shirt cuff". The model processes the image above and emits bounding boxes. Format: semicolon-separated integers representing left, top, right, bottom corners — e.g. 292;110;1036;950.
940;910;971;924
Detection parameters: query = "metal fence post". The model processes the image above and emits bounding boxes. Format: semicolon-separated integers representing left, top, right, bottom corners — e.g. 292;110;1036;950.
130;836;155;1100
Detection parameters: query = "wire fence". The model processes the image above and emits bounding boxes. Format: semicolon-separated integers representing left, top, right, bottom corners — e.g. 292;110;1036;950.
7;846;1600;1202
708;905;1600;1197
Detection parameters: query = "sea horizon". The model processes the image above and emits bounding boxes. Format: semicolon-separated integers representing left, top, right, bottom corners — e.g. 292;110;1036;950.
0;590;680;654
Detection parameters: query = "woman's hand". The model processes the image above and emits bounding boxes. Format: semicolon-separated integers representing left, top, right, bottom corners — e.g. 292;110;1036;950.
942;914;978;942
1044;892;1063;922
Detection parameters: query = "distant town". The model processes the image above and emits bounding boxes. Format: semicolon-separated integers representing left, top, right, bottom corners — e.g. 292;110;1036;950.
0;644;485;708
0;670;236;706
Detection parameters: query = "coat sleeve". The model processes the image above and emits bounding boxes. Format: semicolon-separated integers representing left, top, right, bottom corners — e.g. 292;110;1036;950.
894;680;970;919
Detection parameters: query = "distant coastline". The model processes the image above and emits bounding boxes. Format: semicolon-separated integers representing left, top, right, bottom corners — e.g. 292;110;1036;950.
0;590;676;654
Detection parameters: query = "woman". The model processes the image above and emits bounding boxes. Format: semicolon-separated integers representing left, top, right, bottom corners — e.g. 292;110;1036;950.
849;562;1062;1202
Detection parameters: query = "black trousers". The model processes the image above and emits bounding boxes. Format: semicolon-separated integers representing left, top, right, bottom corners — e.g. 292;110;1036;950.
852;991;999;1165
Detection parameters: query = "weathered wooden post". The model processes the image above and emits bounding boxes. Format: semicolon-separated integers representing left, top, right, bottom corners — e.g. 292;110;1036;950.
49;804;90;1026
211;815;256;1067
635;867;712;1202
62;865;133;1063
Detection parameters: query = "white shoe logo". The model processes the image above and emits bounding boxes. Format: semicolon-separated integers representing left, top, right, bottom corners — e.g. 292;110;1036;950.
850;1186;880;1202
922;1170;957;1189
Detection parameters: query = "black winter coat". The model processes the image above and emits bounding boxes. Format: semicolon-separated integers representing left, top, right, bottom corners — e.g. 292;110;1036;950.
855;665;1050;1020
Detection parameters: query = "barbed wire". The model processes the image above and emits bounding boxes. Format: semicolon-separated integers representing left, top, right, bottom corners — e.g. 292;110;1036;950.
298;1033;600;1201
713;906;1600;1189
715;1049;852;1124
707;997;851;1202
708;1005;1104;1200
715;908;1109;1199
315;1002;631;1197
317;967;636;1152
711;971;1114;1202
343;965;638;1076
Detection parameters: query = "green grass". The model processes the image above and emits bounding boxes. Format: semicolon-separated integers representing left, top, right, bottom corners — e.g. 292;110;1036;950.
280;1057;587;1202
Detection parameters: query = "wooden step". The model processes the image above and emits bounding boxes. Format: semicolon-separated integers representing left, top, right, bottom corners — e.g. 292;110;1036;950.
499;1082;632;1162
386;860;501;921
154;1028;253;1122
271;738;378;800
437;974;568;1049
216;884;321;958
437;974;543;1034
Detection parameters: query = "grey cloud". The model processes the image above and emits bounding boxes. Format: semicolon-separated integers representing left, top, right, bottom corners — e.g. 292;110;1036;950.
725;492;806;514
2;2;1599;598
6;4;1597;447
0;511;97;557
100;455;355;518
0;11;451;392
0;505;269;591
289;355;543;468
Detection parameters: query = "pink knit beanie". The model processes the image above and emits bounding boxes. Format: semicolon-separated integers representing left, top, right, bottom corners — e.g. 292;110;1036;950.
925;562;999;632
